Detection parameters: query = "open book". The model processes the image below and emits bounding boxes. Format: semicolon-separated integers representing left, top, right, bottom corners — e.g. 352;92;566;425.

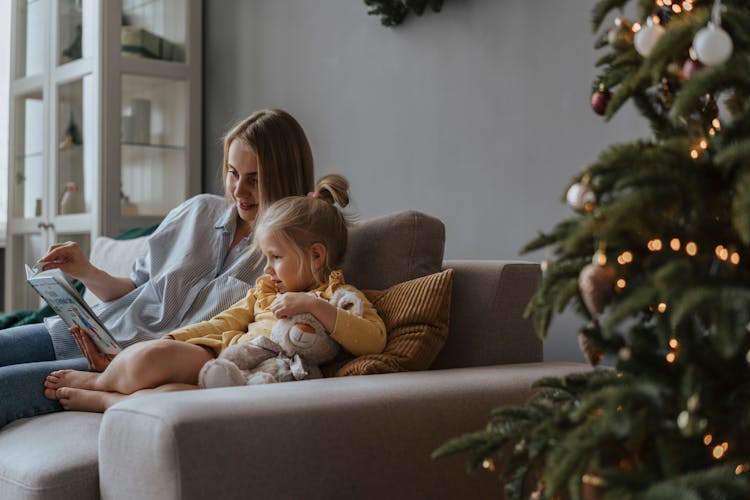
25;265;122;355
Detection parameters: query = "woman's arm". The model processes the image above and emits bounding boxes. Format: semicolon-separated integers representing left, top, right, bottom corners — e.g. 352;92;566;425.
37;241;136;302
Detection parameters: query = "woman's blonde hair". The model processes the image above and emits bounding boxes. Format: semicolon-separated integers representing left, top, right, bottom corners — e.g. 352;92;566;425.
252;174;353;285
221;109;314;210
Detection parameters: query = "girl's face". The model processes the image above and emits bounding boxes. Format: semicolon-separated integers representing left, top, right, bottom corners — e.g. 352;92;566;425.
226;141;260;228
260;235;317;293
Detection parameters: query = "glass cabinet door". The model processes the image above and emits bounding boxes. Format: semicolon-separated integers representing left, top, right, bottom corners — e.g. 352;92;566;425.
120;74;187;216
10;233;43;309
57;0;96;66
12;91;45;219
57;78;90;215
121;0;187;63
15;0;45;78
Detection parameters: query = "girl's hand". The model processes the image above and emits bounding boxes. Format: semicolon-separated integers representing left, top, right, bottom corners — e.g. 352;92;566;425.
270;292;316;319
38;241;95;280
69;325;116;372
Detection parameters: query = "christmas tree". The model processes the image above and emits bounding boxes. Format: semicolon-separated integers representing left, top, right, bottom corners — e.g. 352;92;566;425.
434;0;750;498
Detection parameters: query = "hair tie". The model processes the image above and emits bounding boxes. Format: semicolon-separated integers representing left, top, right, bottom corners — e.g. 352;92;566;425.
307;191;320;199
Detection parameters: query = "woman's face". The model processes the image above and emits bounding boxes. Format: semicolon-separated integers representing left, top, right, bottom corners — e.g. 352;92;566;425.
226;141;260;227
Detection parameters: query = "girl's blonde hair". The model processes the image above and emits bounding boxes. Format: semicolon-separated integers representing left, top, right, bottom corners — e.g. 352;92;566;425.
221;109;314;210
252;174;353;285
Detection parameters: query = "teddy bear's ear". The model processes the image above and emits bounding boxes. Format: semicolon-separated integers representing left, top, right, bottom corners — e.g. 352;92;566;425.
330;289;364;317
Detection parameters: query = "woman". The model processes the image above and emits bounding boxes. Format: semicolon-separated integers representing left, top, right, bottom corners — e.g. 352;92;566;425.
0;108;314;428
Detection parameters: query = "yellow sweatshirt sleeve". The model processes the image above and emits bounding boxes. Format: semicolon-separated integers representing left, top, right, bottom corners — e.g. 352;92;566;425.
329;286;386;356
167;288;258;342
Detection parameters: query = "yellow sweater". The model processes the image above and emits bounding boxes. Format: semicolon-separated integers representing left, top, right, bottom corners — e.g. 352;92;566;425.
168;271;386;357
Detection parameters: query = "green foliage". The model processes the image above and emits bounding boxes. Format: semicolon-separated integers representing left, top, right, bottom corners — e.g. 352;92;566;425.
435;0;750;497
364;0;444;27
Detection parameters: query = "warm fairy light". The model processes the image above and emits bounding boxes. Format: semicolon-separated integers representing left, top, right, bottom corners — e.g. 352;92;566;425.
699;139;708;150
669;338;679;349
712;118;721;130
686;242;698;256
672;4;682;13
670;238;681;251
690;149;699;159
716;245;729;261
656;0;664;6
683;1;693;10
595;251;607;266
657;302;667;313
704;433;713;445
709;128;716;137
632;22;642;32
730;252;740;265
666;352;677;363
663;0;671;5
616;278;627;289
482;459;495;471
713;445;726;459
647;239;663;251
617;251;633;264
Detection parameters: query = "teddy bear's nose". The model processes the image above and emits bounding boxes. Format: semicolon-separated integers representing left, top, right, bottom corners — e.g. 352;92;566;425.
295;323;316;334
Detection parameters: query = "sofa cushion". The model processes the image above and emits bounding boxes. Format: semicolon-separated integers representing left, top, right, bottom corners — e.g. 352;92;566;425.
83;235;150;306
328;269;453;376
342;210;445;291
0;412;102;500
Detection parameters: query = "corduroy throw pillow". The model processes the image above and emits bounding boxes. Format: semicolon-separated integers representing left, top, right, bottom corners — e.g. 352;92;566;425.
327;268;453;376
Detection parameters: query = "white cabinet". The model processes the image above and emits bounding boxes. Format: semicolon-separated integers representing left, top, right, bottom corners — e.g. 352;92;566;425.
5;0;202;310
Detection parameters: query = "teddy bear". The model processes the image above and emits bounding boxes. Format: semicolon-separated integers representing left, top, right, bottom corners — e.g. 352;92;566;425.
198;288;363;388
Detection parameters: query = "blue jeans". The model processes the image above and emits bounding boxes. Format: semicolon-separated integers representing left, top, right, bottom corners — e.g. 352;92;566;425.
0;323;88;428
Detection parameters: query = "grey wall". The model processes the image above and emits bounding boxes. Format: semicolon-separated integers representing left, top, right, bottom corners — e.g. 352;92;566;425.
203;0;645;362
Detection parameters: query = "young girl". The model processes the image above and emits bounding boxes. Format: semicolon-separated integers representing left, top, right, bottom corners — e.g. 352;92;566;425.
0;108;315;428
44;175;386;412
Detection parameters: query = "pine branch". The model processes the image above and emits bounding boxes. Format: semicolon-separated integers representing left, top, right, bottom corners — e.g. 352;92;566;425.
591;0;630;33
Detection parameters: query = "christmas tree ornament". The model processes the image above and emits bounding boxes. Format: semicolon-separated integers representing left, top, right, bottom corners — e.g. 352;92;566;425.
578;331;603;365
579;249;616;316
607;18;634;51
634;17;665;57
591;84;611;116
566;175;596;212
693;1;733;66
682;57;705;79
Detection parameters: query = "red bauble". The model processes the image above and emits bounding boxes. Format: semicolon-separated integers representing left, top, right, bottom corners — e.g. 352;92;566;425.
591;90;611;116
682;58;705;80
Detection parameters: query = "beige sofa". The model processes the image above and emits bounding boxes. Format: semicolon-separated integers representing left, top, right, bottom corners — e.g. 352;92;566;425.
0;211;586;500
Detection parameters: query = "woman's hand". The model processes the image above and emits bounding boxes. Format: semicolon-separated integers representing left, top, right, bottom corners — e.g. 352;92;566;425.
69;325;116;372
38;241;95;280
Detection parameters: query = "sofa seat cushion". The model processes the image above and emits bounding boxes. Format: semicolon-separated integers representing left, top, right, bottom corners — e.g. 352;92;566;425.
0;412;101;500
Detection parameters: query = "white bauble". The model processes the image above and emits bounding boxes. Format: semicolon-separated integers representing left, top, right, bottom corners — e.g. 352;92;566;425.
693;23;733;66
634;21;665;57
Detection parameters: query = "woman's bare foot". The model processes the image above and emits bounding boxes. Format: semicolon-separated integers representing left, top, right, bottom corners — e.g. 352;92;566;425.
56;387;126;413
44;369;102;400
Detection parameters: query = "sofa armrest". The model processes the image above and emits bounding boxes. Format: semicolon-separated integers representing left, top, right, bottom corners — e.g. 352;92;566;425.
99;362;586;500
433;260;542;369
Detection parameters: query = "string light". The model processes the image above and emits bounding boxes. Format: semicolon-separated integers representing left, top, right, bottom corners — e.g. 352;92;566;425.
616;278;627;289
617;251;634;264
708;128;716;137
672;4;682;13
730;252;740;265
690;149;700;159
685;242;698;256
482;459;495;471
699;139;708;150
669;338;679;349
704;433;713;445
712;442;729;460
712;118;721;130
647;239;663;251
666;352;677;363
683;1;693;11
657;302;668;313
715;245;729;261
632;22;642;32
670;238;681;251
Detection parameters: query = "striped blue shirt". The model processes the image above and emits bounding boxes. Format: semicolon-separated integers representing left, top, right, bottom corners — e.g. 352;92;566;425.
46;194;263;359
